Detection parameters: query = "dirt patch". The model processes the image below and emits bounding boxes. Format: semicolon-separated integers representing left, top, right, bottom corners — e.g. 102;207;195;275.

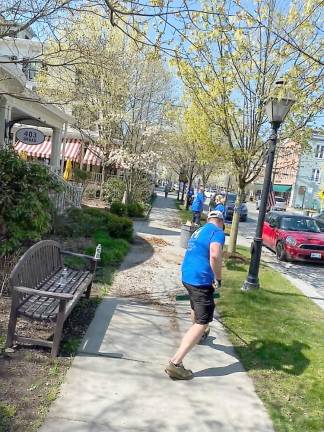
223;251;249;263
164;218;181;229
0;293;100;432
145;237;171;247
82;199;107;209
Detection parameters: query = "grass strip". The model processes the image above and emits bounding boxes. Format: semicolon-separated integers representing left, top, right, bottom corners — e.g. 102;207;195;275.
175;201;207;224
219;247;324;432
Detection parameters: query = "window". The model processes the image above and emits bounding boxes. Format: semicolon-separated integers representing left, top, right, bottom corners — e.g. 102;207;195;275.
22;58;38;80
311;168;320;183
315;145;324;159
280;217;320;233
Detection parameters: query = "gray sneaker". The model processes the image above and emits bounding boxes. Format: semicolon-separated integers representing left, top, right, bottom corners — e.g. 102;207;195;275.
165;361;193;380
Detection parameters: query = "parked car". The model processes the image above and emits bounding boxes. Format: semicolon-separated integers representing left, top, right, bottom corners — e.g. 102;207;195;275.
272;196;287;211
256;196;287;211
224;193;248;222
262;211;324;262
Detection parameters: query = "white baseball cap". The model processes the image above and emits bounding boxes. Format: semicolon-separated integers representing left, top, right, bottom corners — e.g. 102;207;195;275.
207;210;224;220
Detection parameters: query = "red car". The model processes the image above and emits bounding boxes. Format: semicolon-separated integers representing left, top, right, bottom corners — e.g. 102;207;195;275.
262;212;324;262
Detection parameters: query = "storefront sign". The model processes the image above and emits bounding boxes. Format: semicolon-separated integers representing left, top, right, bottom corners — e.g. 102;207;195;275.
16;128;45;145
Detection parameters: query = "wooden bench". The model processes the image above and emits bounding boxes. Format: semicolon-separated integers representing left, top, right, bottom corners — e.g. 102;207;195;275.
6;240;101;357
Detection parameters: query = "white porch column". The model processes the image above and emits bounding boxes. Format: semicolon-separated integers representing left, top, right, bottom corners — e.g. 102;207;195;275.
50;127;62;172
0;97;11;149
60;122;68;174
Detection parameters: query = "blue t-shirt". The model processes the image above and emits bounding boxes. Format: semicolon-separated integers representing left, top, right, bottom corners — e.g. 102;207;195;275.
191;192;205;212
213;203;225;214
182;223;225;286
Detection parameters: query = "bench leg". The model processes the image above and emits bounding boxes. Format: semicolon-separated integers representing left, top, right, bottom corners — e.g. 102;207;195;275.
6;294;19;348
85;282;92;299
51;300;66;357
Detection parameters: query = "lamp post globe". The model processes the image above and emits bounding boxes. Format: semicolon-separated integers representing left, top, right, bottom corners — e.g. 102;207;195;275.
265;80;296;125
241;80;295;292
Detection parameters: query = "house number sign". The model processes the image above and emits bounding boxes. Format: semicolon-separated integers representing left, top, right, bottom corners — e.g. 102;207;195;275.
16;128;45;145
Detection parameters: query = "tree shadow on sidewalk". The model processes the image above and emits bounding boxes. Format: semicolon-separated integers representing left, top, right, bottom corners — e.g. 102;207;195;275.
195;337;310;378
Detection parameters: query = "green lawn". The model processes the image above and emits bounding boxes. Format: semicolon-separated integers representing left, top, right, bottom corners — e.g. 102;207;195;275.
219;247;324;432
175;201;207;224
176;201;232;234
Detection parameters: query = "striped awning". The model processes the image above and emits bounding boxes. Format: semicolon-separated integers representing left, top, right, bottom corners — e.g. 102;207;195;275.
83;145;103;166
15;137;81;162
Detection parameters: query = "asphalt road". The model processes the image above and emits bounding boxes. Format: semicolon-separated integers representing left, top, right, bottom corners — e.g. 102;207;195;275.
238;202;324;298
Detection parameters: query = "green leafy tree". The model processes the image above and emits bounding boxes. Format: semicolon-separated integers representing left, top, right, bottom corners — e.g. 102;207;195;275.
0;150;61;255
173;0;322;252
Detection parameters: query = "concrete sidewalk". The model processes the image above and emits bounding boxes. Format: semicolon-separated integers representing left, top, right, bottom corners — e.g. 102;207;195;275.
39;192;274;432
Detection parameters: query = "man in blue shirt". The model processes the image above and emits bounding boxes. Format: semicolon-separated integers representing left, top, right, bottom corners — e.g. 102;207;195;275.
191;186;206;225
165;210;225;380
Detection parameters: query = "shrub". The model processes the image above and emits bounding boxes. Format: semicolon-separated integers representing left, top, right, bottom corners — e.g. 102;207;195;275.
73;168;90;184
110;201;127;217
88;230;129;265
103;177;125;203
83;184;99;199
131;176;153;204
126;202;145;218
105;213;133;241
0;149;61;255
54;207;133;242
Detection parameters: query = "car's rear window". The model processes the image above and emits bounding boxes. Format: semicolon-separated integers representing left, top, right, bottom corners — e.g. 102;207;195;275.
280;217;320;233
275;197;286;202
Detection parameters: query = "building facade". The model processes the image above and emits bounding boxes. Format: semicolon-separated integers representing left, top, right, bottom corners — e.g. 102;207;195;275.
0;23;73;171
254;133;324;210
290;133;324;210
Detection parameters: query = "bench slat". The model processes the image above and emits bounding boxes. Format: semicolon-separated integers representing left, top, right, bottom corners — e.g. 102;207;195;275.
18;270;92;321
39;271;91;320
18;268;81;318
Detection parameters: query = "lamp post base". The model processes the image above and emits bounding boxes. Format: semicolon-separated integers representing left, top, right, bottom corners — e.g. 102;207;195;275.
241;279;260;292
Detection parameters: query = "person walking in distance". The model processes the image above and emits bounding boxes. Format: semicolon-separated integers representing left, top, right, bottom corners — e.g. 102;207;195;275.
165;210;225;380
191;186;206;225
213;195;226;215
164;183;169;198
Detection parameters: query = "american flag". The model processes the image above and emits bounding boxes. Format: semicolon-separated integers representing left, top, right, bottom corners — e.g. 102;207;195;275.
267;182;276;211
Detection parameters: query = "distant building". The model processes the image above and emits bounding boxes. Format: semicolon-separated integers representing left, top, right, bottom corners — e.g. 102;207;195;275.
254;133;324;210
290;133;324;210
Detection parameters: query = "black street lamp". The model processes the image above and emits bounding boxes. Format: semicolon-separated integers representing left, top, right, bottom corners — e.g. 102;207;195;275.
241;81;295;291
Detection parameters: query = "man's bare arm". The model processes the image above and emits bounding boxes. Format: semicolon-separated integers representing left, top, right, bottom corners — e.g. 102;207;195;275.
210;242;223;282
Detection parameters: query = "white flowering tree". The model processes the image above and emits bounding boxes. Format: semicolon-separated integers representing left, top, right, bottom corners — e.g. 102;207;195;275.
109;148;158;203
37;10;172;202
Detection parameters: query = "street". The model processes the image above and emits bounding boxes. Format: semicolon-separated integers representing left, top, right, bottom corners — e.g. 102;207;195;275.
238;202;324;298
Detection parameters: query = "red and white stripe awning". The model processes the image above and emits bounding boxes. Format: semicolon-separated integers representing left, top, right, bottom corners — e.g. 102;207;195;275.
15;137;81;162
83;145;103;166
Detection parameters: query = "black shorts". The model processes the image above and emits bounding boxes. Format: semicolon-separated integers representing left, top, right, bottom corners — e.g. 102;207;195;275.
183;282;215;325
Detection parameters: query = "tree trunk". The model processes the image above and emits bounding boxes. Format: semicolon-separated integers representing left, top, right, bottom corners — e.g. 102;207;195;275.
185;167;194;210
181;181;187;203
228;187;245;254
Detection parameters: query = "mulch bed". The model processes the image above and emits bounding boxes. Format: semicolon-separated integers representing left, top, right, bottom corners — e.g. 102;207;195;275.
0;281;102;432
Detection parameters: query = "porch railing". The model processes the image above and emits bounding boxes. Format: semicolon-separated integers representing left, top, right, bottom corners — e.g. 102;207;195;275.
49;170;83;213
89;172;103;183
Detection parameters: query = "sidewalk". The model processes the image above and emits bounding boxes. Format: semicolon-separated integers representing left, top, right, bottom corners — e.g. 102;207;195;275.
39;192;274;432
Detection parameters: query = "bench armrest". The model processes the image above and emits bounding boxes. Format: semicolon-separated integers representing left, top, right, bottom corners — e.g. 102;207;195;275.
13;286;73;300
61;250;99;261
